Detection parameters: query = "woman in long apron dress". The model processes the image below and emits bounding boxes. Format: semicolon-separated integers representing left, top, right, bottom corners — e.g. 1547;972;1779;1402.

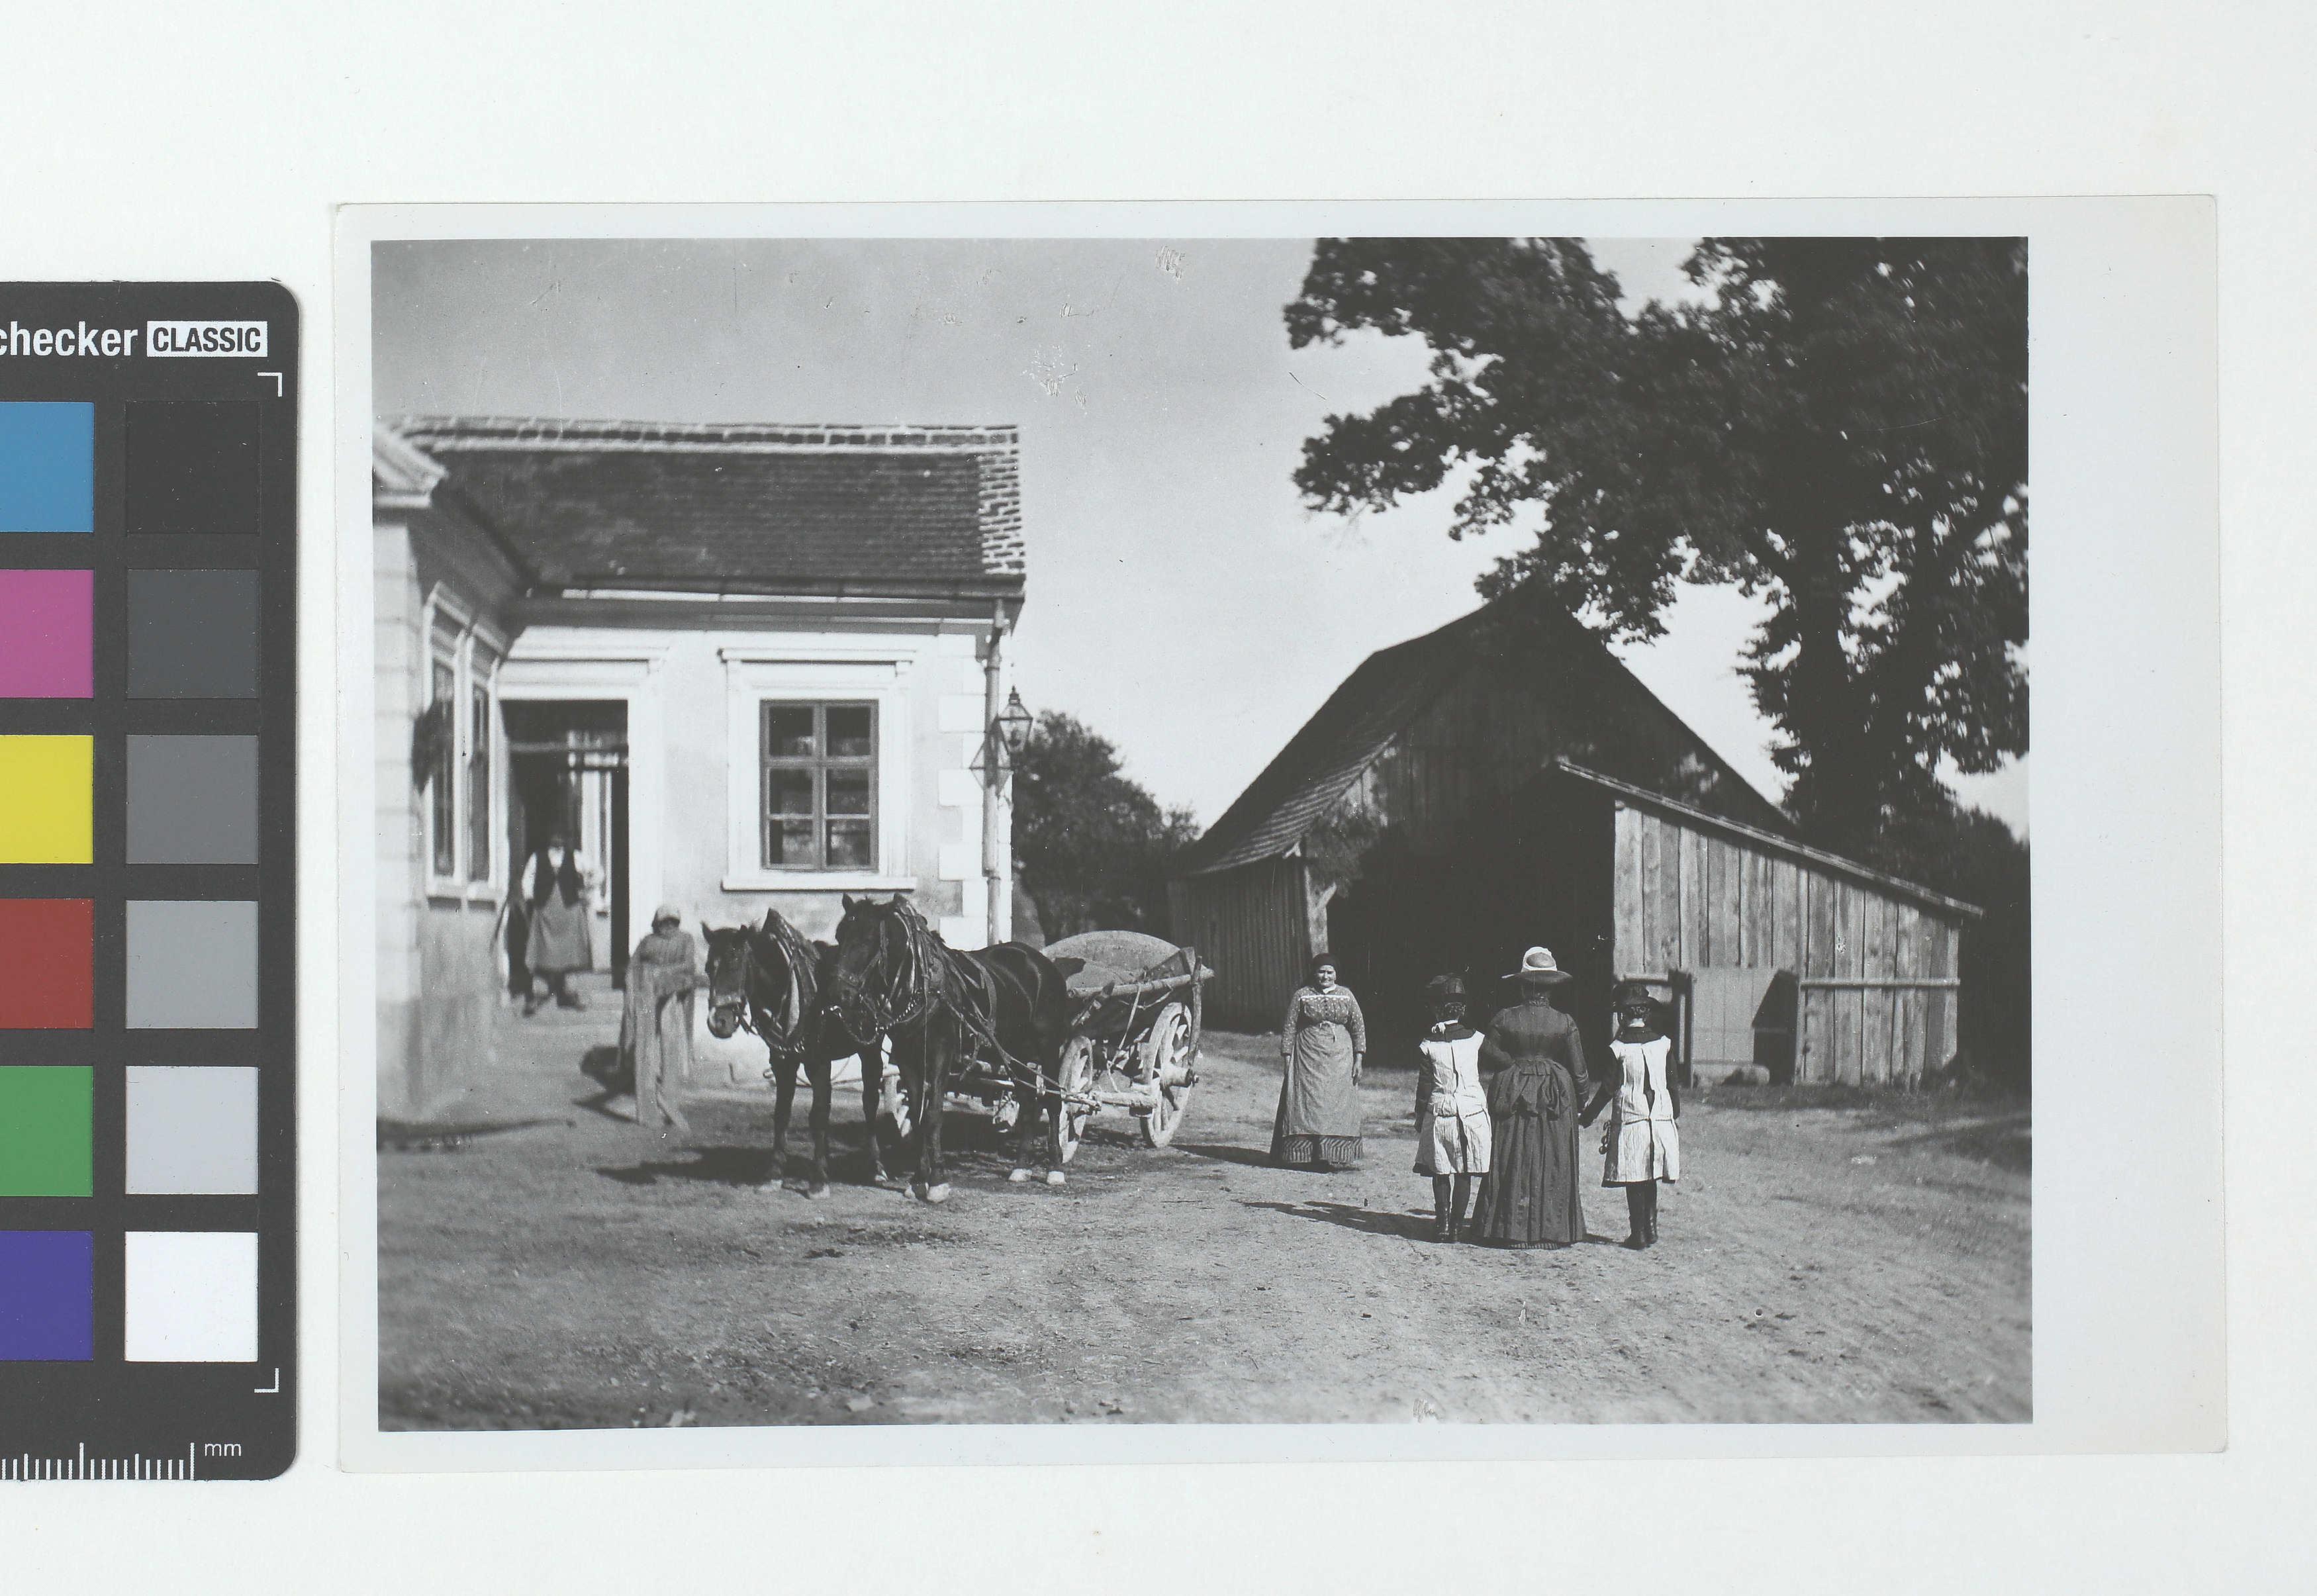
1470;947;1589;1246
1412;974;1491;1243
1584;982;1681;1248
520;831;596;1015
1270;956;1367;1170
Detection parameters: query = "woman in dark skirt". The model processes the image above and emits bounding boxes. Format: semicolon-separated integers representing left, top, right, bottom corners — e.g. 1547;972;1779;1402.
1270;955;1367;1170
519;830;596;1015
1469;947;1589;1247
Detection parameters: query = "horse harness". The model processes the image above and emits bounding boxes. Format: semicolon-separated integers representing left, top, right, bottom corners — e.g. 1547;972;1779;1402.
837;902;1084;1107
717;922;820;1069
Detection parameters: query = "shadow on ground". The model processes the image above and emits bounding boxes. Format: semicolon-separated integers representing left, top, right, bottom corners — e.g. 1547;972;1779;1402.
1245;1199;1435;1241
1175;1142;1278;1169
1881;1110;2033;1174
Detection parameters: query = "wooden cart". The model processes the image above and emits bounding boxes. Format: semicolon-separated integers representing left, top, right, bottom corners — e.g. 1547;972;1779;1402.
1042;931;1213;1162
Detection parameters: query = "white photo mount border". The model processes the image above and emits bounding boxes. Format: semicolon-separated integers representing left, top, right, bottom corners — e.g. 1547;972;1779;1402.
334;196;2222;1473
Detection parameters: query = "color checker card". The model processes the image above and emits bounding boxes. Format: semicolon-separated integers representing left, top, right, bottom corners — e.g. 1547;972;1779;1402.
0;285;295;1479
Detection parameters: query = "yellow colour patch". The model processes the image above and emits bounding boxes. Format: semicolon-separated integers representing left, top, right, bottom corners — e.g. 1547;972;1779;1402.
0;735;94;863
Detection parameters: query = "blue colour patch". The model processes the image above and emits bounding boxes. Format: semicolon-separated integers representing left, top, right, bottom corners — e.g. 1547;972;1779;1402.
0;403;95;533
0;1230;93;1360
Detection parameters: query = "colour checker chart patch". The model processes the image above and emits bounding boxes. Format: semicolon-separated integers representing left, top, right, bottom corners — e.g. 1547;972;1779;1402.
0;285;294;1480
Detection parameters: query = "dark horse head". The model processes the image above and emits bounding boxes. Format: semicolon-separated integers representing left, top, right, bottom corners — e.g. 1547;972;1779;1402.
702;912;819;1049
829;894;945;1042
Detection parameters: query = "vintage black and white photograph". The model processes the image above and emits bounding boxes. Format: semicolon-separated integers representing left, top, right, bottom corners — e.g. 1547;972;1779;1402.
364;230;2030;1432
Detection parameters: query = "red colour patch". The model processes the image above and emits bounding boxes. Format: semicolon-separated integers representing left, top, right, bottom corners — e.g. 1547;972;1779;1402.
0;900;93;1028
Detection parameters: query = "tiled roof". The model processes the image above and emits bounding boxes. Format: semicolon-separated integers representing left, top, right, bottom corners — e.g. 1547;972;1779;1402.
1179;598;1793;876
383;416;1024;594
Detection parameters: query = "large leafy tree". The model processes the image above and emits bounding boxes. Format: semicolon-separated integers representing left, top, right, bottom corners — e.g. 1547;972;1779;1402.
1286;237;2027;856
1012;711;1199;938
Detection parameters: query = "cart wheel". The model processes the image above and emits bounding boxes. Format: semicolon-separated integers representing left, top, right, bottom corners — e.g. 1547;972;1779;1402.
1055;1033;1096;1164
1137;1002;1194;1149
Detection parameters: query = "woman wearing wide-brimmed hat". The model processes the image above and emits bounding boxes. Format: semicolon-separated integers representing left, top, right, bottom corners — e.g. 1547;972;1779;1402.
1584;980;1681;1248
1469;947;1590;1247
1413;974;1491;1243
1270;954;1367;1170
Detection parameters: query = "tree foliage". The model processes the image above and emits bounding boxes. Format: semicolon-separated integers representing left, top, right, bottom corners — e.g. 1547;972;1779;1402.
1286;237;2028;857
1875;800;2032;1092
1012;711;1199;939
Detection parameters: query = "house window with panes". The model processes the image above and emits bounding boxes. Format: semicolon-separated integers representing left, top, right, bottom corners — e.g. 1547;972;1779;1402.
422;596;503;895
466;653;496;884
761;702;877;870
429;658;458;877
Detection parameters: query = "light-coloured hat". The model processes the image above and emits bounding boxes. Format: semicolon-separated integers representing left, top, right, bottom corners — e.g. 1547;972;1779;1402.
651;903;684;927
1505;946;1574;983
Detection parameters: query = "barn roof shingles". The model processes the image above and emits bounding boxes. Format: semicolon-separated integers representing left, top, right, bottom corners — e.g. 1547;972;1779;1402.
379;415;1025;593
1181;625;1475;876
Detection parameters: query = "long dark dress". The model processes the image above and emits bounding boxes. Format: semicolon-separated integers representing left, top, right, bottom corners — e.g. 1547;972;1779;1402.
1470;996;1589;1245
1270;986;1366;1168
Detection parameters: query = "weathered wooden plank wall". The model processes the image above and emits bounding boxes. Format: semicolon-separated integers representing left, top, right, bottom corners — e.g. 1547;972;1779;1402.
1176;857;1314;1031
1610;804;1963;1085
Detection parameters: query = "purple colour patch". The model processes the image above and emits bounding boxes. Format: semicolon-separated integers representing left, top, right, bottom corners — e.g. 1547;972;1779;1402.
0;570;93;698
0;1230;93;1360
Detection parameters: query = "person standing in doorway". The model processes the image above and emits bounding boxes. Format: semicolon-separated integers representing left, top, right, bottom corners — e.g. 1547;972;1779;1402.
1584;981;1681;1248
1469;947;1589;1247
1413;974;1491;1243
520;829;596;1015
1270;955;1367;1170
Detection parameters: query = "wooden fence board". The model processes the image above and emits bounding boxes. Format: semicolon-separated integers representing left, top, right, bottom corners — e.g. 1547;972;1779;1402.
1805;871;1837;978
1721;837;1744;968
1614;808;1643;972
1640;816;1666;974
1678;826;1703;971
1775;860;1801;970
1862;895;1891;1082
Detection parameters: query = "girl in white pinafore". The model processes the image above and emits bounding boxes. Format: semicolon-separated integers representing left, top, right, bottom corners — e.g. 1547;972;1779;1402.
1582;982;1681;1248
1411;974;1491;1243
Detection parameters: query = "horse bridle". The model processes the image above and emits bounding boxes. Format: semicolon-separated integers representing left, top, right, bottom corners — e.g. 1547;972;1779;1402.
709;931;811;1062
831;901;946;1039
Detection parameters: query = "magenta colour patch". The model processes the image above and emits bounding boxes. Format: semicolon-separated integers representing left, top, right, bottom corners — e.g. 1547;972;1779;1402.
0;570;93;698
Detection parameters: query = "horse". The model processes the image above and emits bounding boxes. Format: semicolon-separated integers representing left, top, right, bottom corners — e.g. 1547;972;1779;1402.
702;910;886;1198
826;894;1078;1203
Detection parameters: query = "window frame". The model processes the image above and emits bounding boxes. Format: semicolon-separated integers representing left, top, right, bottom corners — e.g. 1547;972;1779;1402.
419;588;508;901
759;700;880;872
720;649;916;894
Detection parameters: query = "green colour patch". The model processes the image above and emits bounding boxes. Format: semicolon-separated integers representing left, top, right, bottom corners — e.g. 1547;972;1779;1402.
0;1066;92;1197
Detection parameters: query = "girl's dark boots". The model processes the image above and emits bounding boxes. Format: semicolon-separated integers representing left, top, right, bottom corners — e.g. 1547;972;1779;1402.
1448;1174;1472;1244
1625;1184;1652;1248
1432;1177;1455;1243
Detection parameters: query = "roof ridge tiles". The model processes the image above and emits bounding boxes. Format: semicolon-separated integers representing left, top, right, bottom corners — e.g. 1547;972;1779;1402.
392;414;1020;450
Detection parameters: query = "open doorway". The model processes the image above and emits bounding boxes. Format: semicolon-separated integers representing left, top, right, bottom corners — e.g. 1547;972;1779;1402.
1320;783;1618;1067
503;700;630;990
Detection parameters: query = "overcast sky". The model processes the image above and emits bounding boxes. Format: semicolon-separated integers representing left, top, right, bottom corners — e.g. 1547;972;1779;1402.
373;237;2026;835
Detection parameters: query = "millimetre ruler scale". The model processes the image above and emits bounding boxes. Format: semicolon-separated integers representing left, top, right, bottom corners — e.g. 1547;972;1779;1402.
1;1441;242;1479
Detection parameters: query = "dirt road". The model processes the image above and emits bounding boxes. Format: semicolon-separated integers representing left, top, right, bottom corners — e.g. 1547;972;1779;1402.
379;1010;2029;1428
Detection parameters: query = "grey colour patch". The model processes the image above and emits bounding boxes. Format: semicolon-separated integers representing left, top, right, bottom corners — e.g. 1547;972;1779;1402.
126;569;260;698
126;735;260;864
124;1066;258;1194
126;899;258;1029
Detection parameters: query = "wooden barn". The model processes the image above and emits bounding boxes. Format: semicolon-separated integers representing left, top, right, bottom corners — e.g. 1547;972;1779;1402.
1170;598;1979;1085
